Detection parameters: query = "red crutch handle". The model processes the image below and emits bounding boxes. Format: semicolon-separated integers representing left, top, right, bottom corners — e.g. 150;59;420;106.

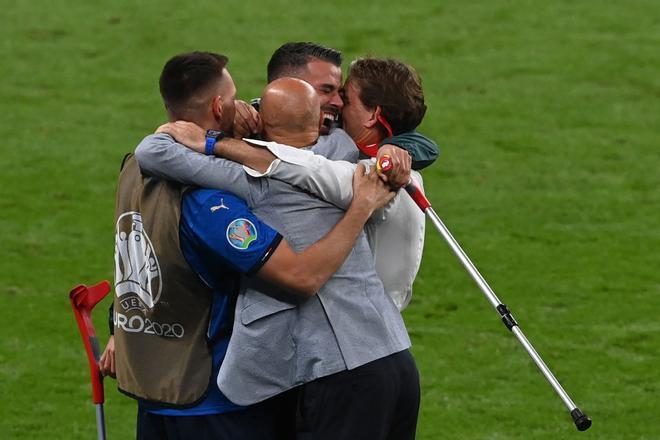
376;154;394;173
376;155;432;211
69;281;111;405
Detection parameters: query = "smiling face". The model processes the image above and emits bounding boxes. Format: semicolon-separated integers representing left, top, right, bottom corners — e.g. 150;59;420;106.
296;59;343;133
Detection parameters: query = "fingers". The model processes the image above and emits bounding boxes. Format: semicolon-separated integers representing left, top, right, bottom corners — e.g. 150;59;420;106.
360;163;387;183
109;349;116;378
253;112;263;134
377;145;411;189
99;336;117;378
233;114;251;138
234;100;260;137
380;188;397;206
155;122;186;139
155;121;206;151
155;122;174;135
242;105;260;134
99;352;112;377
353;163;396;209
352;163;369;193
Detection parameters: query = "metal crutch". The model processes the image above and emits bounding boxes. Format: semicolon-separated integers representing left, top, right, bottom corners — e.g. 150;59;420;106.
378;156;591;431
70;280;111;440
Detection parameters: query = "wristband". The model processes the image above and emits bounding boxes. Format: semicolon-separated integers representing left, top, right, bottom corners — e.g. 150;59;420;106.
205;129;225;156
205;137;216;156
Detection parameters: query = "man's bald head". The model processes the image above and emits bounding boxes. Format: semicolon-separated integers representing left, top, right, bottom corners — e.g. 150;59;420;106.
260;77;321;146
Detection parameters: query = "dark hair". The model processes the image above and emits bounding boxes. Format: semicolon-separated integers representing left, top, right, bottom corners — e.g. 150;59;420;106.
159;51;229;118
348;58;427;135
267;42;342;82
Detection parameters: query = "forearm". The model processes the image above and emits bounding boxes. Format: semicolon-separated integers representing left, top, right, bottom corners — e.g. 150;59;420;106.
214;138;276;173
214;138;356;209
261;200;373;295
135;134;254;201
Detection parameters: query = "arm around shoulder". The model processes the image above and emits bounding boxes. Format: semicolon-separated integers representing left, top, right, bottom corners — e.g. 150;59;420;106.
381;131;439;170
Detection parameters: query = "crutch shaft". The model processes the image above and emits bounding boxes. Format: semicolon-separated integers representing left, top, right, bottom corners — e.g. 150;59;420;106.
96;404;106;440
425;208;501;309
397;175;592;431
425;205;577;403
511;326;576;410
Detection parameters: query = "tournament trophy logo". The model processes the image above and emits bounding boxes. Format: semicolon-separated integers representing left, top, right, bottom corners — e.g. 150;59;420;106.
226;218;258;250
114;211;162;311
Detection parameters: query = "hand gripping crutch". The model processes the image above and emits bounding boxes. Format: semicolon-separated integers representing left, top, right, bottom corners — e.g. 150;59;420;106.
377;156;591;431
70;281;111;440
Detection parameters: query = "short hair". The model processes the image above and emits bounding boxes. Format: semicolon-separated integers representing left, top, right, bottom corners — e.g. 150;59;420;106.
348;58;427;135
159;51;229;118
267;42;342;83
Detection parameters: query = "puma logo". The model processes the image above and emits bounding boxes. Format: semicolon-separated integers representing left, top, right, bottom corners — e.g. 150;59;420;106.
210;199;229;212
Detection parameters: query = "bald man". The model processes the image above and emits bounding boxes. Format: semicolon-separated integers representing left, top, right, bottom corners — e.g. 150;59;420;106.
137;76;421;439
260;77;321;144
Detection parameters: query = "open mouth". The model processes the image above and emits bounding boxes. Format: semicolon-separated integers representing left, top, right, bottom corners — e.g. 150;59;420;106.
321;109;339;129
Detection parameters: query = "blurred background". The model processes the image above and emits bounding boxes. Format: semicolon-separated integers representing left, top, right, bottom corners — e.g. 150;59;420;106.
1;0;659;438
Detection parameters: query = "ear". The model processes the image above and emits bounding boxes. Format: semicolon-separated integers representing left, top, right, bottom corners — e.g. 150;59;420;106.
364;105;381;128
211;95;224;120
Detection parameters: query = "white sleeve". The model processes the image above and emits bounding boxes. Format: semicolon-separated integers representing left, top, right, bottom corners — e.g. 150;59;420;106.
241;138;357;210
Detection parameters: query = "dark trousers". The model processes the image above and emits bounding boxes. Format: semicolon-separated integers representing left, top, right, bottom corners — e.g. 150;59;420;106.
137;350;418;440
296;349;420;440
136;389;297;440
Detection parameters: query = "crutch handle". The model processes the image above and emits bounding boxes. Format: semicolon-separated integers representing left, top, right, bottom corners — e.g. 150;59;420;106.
70;281;111;405
377;155;432;211
376;154;394;173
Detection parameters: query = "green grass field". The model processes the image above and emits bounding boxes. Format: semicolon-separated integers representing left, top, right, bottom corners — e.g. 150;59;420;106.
2;0;659;438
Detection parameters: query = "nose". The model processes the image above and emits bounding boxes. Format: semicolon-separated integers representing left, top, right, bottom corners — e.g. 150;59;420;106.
328;91;344;109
